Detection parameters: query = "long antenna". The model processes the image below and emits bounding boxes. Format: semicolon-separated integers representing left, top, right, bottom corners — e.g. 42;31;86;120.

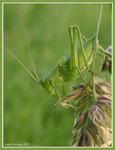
26;40;40;80
7;48;39;82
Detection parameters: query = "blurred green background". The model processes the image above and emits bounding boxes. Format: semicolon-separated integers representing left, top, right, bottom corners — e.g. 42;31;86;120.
4;4;111;146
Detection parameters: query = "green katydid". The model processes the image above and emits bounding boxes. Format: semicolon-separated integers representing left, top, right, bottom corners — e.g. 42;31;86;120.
7;25;109;98
56;25;95;82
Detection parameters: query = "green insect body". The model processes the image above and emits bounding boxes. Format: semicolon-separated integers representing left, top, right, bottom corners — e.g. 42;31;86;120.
57;56;77;81
39;26;95;97
56;26;95;82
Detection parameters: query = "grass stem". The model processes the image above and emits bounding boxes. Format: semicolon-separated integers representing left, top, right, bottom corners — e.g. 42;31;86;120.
92;4;103;101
